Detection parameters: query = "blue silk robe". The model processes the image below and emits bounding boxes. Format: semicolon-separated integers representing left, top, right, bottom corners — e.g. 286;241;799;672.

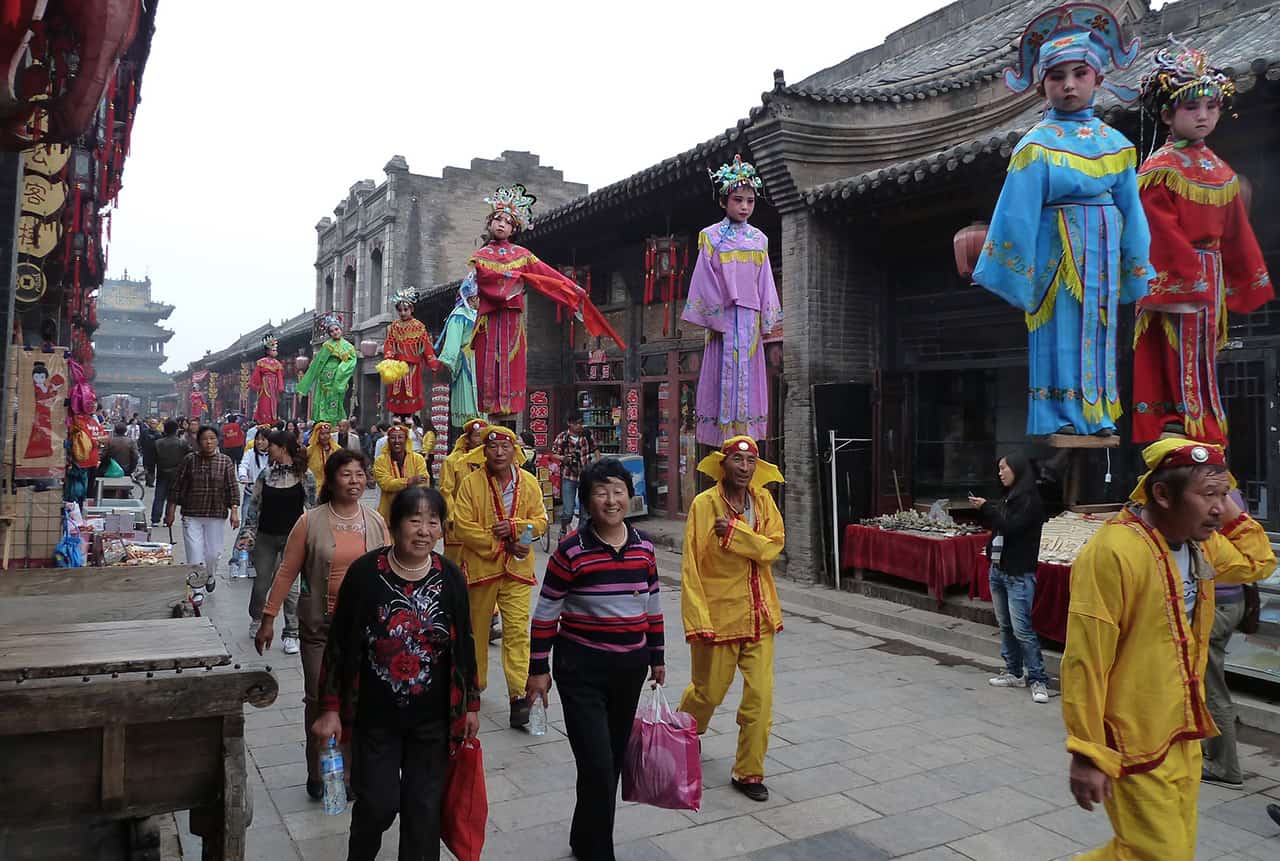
974;107;1152;435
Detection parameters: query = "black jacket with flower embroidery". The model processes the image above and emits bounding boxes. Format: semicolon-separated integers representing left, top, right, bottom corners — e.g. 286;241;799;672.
317;547;481;754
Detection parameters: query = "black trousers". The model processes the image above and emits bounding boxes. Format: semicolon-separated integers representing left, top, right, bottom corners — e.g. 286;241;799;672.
554;644;648;861
348;718;449;861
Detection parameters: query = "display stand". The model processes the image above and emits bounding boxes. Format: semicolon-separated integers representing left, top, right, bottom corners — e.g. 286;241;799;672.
1041;433;1119;509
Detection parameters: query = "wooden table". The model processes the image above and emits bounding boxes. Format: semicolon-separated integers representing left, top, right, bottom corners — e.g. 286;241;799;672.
0;618;276;860
0;563;197;626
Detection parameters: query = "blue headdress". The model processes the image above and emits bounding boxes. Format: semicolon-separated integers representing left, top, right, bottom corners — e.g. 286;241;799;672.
709;155;764;198
1004;3;1141;103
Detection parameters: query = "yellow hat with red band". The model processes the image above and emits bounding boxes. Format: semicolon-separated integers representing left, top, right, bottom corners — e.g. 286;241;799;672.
463;418;488;435
464;425;530;466
312;421;332;433
696;435;785;489
1130;438;1234;504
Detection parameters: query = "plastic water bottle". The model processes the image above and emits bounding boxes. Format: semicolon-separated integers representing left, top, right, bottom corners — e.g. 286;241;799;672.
234;547;250;578
320;738;346;815
519;523;534;546
528;699;547;736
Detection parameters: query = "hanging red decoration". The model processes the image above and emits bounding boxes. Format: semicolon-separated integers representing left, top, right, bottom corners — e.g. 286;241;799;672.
953;222;989;281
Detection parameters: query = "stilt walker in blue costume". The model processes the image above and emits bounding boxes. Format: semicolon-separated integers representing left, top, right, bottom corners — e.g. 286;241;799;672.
974;3;1152;436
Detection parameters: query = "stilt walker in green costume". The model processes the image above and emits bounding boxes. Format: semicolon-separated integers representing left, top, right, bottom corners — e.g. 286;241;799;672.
298;313;357;424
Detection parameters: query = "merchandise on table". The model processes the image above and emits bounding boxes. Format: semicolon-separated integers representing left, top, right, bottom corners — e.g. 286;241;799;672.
861;507;983;537
1036;511;1108;564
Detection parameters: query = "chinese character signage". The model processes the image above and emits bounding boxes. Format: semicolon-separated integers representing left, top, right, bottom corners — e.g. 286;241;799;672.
623;386;641;454
527;389;551;447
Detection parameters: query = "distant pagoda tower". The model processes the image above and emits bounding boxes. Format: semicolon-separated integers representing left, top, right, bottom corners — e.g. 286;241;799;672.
95;271;175;414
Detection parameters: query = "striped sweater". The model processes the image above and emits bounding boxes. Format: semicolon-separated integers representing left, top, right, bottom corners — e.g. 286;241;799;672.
529;522;664;675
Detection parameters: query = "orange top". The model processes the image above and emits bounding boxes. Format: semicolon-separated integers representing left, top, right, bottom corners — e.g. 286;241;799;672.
263;511;370;616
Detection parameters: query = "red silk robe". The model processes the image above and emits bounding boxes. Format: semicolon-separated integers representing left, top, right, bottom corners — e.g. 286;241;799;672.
383;318;437;415
469;240;624;415
250;356;284;423
1133;140;1273;445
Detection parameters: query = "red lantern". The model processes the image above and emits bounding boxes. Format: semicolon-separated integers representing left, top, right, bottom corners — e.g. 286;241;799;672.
359;339;379;358
953;222;989;281
294;355;310;375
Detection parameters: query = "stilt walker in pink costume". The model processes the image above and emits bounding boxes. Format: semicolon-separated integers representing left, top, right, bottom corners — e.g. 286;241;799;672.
250;333;284;423
681;156;782;447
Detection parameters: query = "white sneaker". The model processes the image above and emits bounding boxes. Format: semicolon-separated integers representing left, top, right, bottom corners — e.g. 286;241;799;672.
248;619;261;638
1030;681;1050;703
989;671;1026;687
282;636;300;655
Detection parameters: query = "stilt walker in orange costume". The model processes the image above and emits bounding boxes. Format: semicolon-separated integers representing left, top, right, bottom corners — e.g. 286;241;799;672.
467;185;625;417
1133;39;1273;444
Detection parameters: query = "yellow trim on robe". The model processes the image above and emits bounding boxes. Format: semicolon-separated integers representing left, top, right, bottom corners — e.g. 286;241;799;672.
372;449;429;523
468;253;539;273
697;231;767;266
1060;508;1274;780
1137;168;1239;207
680;485;785;645
453;464;548;586
1008;142;1136;179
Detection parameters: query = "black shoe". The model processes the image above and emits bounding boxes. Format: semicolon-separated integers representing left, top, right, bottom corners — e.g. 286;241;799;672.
510;697;530;728
306;779;323;800
731;779;768;802
1268;803;1280;827
205;575;216;593
1202;769;1244;789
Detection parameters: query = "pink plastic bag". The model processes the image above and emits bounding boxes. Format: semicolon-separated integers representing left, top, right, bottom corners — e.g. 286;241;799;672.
621;685;702;811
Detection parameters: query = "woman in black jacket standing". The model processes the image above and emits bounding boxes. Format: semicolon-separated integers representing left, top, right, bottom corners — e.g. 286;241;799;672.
969;453;1049;704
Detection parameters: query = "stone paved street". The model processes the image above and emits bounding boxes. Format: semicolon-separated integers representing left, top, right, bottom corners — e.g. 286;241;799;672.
154;489;1280;860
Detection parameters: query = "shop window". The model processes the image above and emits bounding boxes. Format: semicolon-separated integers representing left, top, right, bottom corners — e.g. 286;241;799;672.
640;352;669;377
913;366;1029;502
368;248;383;317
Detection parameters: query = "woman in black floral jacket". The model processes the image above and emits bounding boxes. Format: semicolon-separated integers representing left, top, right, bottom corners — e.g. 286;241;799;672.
312;485;480;861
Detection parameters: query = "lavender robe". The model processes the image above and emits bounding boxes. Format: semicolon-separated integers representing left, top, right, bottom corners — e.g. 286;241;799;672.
681;219;782;447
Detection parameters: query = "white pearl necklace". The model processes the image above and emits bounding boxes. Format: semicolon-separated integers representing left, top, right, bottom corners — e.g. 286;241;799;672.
390;549;431;573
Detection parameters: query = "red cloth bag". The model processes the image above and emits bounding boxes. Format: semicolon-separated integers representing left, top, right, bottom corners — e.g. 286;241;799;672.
441;737;487;861
622;685;702;811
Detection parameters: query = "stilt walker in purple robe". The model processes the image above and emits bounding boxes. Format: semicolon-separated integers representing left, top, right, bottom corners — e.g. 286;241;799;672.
681;156;782;447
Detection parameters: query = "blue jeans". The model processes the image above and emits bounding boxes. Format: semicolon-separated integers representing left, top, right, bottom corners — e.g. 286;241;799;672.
561;478;579;527
988;564;1048;684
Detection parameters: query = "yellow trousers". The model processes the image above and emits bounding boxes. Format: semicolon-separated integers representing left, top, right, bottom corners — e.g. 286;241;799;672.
679;633;775;783
1080;740;1201;860
468;577;531;700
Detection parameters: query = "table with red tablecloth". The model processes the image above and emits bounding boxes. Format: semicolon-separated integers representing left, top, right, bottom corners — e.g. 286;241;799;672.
968;553;1072;643
842;524;990;601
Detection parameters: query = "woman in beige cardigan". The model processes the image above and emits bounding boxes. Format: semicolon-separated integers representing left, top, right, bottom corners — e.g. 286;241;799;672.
255;447;389;799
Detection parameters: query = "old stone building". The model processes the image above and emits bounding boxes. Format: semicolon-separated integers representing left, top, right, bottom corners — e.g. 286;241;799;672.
94;274;175;415
312;151;587;419
502;0;1280;582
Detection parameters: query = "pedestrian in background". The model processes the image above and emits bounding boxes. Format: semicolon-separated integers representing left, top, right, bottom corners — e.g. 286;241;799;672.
221;413;246;464
373;424;429;522
969;453;1050;704
256;448;386;800
526;458;665;859
151;419;189;527
139;419;159;487
166;425;240;591
551;411;598;537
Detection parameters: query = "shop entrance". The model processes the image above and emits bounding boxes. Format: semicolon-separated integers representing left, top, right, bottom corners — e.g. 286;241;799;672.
1219;346;1278;528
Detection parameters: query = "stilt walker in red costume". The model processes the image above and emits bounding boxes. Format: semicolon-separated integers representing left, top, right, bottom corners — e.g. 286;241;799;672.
377;287;439;418
1133;39;1273;445
250;333;284;424
468;185;625;417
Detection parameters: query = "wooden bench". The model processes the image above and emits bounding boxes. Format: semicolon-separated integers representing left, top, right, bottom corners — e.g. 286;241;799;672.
0;564;197;625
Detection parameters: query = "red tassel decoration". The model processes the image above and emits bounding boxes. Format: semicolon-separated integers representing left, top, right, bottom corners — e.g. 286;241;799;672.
679;242;690;298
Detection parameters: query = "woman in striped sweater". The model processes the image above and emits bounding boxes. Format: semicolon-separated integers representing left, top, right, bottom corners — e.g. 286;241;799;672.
526;458;666;861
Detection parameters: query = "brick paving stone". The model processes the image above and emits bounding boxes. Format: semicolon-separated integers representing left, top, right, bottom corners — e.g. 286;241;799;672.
850;808;978;856
1203;793;1280;838
767;738;860;770
764;762;872;802
755;792;881;839
896;848;971;860
651;815;788;861
936;785;1057;830
615;839;681;861
946;820;1084;861
846;772;969;815
1032;804;1117;848
746;829;890;860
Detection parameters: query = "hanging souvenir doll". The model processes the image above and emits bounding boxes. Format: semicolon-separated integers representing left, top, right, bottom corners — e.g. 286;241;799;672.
1132;40;1272;445
298;313;357;424
377;286;440;418
973;4;1152;436
23;360;65;459
250;332;284;424
681;155;782;447
467;184;625;417
436;272;482;427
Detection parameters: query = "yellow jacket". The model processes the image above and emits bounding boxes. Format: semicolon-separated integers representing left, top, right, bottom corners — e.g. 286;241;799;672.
453;464;547;586
372;449;430;523
307;442;335;495
681;485;785;644
1062;507;1275;779
439;440;478;547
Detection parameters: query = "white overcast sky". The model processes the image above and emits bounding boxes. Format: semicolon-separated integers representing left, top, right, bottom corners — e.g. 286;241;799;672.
106;0;955;371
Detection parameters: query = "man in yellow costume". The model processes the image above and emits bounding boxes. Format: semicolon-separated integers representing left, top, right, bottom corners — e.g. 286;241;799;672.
439;417;487;565
453;424;547;728
305;421;336;495
678;435;784;801
1063;438;1275;859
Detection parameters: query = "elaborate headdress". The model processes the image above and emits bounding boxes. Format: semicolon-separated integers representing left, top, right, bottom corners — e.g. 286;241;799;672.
390;285;419;309
484;184;536;231
696;435;785;489
1140;36;1235;116
319;312;342;333
262;332;278;352
709;154;764;198
1129;438;1233;504
1004;3;1141;103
